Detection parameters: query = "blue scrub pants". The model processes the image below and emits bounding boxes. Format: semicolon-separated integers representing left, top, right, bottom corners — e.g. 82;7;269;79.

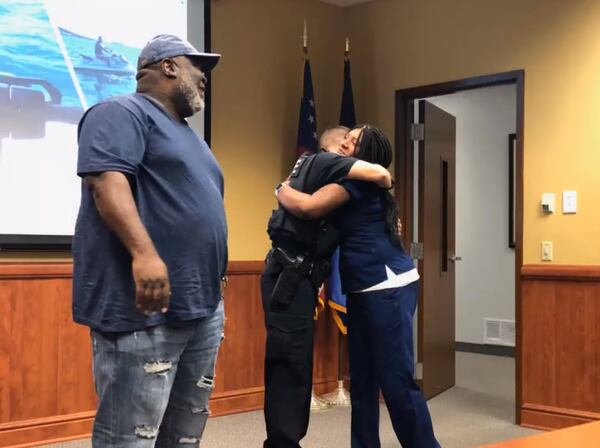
347;282;440;448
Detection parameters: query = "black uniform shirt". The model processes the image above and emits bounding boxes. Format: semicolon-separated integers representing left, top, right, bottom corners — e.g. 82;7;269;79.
288;151;357;193
268;152;357;254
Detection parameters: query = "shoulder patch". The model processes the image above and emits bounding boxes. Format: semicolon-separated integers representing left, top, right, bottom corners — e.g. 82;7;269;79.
290;154;310;178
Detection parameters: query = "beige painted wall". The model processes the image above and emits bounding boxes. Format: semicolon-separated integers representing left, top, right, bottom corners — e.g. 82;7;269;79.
345;0;600;264
217;0;600;263
5;0;599;265
212;0;347;260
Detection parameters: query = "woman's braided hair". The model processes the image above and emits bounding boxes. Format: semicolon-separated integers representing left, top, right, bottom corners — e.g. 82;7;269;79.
353;124;402;247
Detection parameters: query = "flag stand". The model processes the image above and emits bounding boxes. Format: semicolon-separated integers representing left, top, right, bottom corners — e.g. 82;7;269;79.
310;387;333;411
321;334;351;406
297;17;331;413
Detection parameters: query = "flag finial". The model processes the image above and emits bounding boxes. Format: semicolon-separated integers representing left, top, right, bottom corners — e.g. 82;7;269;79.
303;18;308;54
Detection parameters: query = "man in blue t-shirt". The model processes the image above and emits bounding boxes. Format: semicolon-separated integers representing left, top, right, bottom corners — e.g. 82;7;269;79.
73;34;225;447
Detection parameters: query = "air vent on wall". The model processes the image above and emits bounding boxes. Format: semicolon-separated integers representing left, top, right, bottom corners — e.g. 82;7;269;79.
484;318;515;346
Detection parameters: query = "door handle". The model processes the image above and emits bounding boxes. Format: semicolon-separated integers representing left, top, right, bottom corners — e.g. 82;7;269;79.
449;255;462;262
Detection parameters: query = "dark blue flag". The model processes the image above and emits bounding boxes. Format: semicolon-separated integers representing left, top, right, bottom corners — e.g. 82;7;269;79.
296;57;326;314
296;59;318;157
339;59;356;128
328;57;356;334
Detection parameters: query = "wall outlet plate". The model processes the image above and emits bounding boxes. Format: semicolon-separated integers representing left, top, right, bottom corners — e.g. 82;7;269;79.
541;241;553;261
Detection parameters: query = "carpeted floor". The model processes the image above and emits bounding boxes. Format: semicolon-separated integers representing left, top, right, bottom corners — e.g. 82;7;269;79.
41;352;539;447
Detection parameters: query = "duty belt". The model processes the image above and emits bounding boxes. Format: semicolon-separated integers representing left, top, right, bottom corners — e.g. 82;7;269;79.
266;247;331;308
266;247;314;276
266;247;314;308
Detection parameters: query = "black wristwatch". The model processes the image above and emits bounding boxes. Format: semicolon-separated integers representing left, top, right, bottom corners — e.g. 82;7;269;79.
275;182;286;195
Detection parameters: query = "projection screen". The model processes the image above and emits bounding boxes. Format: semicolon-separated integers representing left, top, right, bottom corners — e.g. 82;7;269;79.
0;0;209;249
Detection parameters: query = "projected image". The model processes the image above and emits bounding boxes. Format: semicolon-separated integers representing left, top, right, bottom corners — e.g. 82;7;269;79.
0;0;189;240
49;0;188;107
59;30;138;105
0;1;83;142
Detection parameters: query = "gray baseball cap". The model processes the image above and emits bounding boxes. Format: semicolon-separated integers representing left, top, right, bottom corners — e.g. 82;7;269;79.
137;34;221;71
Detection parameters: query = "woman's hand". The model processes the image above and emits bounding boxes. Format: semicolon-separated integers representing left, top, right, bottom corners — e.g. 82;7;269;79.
347;161;392;188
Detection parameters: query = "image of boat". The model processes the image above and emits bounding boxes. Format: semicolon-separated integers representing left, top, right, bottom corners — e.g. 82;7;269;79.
0;72;81;142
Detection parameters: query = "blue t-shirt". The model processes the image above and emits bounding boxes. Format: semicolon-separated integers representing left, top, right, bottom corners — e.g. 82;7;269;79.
336;180;415;294
72;93;228;332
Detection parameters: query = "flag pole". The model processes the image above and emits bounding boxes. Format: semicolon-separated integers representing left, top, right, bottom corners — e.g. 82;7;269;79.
303;17;308;56
300;15;334;414
320;37;353;407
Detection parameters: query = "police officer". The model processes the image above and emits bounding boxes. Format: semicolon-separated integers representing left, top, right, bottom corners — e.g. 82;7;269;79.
261;127;392;448
276;125;441;448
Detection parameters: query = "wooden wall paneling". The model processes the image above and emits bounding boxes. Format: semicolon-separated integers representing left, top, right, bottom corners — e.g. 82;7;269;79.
0;417;94;448
480;420;600;448
521;279;557;412
520;405;600;431
56;282;96;416
210;261;266;416
520;265;600;430
0;263;96;448
0;260;343;447
8;260;600;444
556;283;599;413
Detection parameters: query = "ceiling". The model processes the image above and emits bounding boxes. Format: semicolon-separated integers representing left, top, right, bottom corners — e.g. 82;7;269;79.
319;0;373;7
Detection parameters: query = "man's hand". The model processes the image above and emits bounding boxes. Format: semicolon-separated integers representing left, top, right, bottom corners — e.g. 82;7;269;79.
132;252;171;315
87;171;170;316
275;180;290;197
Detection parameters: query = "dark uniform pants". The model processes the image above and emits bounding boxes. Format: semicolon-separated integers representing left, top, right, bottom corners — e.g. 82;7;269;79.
261;261;317;448
347;282;441;448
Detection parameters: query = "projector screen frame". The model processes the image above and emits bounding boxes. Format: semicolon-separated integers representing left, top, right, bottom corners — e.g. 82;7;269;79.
0;0;213;252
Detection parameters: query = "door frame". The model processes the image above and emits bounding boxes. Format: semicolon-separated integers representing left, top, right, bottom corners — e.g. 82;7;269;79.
394;70;525;424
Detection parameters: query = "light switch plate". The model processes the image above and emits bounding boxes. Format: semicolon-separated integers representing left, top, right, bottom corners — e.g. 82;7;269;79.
563;190;577;214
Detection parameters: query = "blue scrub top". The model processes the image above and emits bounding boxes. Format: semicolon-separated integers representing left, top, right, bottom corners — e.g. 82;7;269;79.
336;180;415;294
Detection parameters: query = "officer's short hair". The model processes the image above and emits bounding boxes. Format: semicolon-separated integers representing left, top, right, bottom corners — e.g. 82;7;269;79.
319;125;350;151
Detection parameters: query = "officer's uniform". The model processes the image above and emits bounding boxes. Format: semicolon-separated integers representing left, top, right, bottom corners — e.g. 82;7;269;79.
336;180;441;448
262;151;356;448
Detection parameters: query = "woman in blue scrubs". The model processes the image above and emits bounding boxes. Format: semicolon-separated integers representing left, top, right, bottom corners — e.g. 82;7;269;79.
276;125;440;448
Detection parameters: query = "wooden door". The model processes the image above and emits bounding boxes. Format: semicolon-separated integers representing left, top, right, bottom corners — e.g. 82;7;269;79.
418;100;457;399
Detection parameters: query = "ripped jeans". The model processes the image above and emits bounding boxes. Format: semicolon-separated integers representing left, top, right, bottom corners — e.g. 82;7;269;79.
90;300;225;447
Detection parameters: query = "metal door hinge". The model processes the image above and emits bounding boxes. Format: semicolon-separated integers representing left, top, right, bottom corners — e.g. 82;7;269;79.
410;123;424;141
414;362;423;380
410;242;424;260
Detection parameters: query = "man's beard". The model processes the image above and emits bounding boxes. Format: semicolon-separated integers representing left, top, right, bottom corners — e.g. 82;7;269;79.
179;75;204;116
